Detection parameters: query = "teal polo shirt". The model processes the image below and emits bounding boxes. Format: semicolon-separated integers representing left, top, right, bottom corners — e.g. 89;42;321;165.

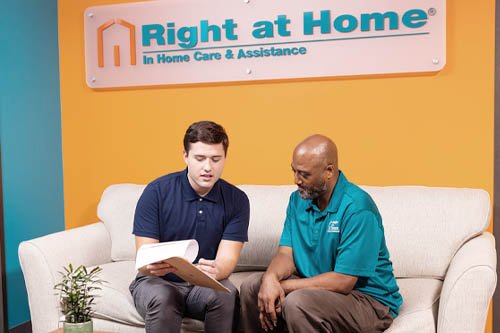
279;171;402;317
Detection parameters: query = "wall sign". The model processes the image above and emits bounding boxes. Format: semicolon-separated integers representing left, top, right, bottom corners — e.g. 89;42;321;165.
84;0;446;88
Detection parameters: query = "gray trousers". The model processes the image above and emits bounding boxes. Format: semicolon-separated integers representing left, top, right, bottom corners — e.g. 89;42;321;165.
130;274;239;333
240;272;394;333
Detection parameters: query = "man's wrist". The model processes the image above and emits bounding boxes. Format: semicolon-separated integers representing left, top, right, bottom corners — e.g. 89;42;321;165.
280;279;293;294
262;271;280;283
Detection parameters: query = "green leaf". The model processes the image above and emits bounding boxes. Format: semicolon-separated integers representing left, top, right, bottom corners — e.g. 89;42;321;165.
53;263;106;323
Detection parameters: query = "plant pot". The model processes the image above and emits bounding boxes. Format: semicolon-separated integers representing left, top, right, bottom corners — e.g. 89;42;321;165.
63;320;93;333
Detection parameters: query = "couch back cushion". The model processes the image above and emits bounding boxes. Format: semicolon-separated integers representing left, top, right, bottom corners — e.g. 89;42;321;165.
97;183;490;279
236;185;296;271
361;186;490;278
97;184;146;261
237;185;491;278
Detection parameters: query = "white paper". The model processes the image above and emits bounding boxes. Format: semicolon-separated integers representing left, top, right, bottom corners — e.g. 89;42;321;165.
135;239;199;270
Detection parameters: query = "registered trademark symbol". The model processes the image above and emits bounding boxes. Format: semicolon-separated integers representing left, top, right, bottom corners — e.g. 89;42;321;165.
428;8;437;16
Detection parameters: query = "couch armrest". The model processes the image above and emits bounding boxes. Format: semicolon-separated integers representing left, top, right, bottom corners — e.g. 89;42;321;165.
18;222;112;333
437;232;497;333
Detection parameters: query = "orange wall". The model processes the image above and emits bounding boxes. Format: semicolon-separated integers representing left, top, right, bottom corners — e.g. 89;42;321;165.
58;1;495;331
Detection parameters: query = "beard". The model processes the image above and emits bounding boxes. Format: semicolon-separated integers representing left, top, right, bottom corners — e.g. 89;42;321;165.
298;182;327;200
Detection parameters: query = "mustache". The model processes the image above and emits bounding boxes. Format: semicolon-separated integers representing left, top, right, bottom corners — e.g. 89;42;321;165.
297;183;327;200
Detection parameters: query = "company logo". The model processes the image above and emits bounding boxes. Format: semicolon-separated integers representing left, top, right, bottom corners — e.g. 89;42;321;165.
84;0;445;88
97;18;137;67
327;221;339;233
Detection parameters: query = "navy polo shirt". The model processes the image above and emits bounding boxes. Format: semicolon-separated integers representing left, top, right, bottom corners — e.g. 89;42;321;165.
133;169;250;281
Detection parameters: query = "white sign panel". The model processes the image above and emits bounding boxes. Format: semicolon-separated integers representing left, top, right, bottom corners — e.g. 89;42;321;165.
84;0;446;88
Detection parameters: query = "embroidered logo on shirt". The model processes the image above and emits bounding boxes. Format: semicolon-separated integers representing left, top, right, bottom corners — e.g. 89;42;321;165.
327;221;339;233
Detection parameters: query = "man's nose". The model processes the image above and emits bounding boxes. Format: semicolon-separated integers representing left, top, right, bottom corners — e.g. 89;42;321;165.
294;172;301;185
203;159;212;171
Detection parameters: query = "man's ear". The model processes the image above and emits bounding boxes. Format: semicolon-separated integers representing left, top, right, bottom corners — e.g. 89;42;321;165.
183;150;188;163
326;164;335;178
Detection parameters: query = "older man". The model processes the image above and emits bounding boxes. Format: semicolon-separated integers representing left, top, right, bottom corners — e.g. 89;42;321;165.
240;135;402;332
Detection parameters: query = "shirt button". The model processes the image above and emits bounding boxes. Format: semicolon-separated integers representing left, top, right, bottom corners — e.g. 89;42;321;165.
199;198;203;201
199;210;203;214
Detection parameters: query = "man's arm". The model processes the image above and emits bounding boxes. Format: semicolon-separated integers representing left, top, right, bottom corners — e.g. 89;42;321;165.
280;271;358;295
197;239;243;280
135;236;177;277
258;246;296;330
262;245;296;282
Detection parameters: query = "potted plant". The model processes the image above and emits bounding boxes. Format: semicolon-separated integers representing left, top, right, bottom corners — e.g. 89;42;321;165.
54;264;105;333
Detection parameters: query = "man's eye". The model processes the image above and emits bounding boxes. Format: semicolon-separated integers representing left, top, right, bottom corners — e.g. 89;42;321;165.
196;157;204;161
212;158;221;162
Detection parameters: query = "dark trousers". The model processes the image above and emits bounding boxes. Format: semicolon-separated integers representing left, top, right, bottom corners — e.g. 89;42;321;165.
130;274;239;333
240;272;394;333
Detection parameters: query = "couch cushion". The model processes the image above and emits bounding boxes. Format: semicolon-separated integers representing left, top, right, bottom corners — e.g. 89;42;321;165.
97;183;296;267
236;185;296;270
237;185;490;279
91;261;143;325
361;186;490;278
97;183;490;280
97;184;146;261
91;262;261;326
91;261;205;332
92;261;442;333
229;273;442;332
229;271;262;290
386;278;442;332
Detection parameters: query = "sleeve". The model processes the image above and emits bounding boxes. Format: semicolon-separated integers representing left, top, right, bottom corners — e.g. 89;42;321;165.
133;183;161;240
279;194;295;247
222;190;250;242
334;210;382;278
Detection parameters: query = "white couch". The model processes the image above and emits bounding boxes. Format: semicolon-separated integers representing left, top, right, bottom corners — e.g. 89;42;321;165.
19;184;497;332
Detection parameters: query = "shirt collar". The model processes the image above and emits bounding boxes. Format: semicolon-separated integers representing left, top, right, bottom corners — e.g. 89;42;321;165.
181;168;220;203
306;170;347;213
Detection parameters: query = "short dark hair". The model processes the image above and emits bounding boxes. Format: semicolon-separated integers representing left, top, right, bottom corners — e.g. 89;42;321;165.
183;121;229;155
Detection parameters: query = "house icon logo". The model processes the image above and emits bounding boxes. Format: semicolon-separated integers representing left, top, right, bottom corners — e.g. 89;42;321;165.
97;18;137;67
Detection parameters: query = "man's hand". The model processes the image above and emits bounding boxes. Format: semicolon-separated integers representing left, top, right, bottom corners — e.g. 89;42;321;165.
140;260;177;277
136;236;178;277
258;274;285;331
196;258;219;280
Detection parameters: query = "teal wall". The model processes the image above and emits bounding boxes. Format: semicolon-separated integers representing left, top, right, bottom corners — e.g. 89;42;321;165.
0;0;65;328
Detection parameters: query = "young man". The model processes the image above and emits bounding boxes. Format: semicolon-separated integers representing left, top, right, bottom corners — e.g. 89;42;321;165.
129;121;250;333
240;134;402;332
